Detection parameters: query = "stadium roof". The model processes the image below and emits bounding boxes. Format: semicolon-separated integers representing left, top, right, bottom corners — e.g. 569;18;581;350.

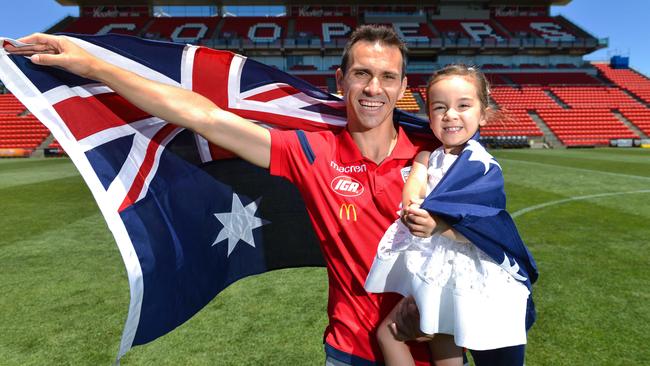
56;0;572;7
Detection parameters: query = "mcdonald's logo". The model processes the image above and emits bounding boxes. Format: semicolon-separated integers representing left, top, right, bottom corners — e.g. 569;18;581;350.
339;203;357;222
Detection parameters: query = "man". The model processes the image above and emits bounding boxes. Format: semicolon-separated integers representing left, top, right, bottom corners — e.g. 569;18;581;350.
6;25;436;365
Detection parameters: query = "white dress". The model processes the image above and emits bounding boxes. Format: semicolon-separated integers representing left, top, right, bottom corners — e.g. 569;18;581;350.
364;147;530;351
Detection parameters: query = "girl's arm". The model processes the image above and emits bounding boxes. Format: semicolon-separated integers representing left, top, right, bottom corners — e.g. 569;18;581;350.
404;206;470;243
402;150;430;210
430;217;469;242
402;151;469;242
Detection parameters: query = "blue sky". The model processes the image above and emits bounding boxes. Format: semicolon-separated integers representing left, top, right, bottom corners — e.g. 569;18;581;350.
0;0;648;76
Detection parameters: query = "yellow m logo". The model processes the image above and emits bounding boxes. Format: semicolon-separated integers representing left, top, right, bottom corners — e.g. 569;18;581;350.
339;203;357;221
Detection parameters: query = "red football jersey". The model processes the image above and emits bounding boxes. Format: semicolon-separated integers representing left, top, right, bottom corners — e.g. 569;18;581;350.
270;127;431;365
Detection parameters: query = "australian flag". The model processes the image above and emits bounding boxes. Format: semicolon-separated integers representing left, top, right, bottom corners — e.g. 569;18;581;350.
421;134;538;329
0;34;431;361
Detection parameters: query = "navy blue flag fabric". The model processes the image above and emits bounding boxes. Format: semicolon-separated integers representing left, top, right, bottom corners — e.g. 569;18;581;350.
0;34;432;361
421;133;538;329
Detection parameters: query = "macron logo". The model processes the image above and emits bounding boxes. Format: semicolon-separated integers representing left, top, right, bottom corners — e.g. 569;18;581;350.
331;176;364;197
330;161;367;173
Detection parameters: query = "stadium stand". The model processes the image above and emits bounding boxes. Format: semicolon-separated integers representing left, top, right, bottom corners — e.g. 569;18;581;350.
617;107;650;135
62;17;147;35
494;16;577;41
504;72;601;86
433;19;508;42
549;86;644;109
143;17;220;43
0;94;26;115
594;63;650;104
220;16;288;42
0;95;50;156
482;109;544;137
395;88;420;113
3;1;650;155
491;86;562;109
0;115;50;151
536;109;639;146
293;16;358;44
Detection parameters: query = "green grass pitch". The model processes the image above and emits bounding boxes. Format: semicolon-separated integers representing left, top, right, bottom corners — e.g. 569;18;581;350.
1;148;649;365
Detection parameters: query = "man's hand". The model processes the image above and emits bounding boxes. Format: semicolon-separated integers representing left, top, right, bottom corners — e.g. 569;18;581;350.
388;296;433;342
401;204;436;238
4;33;99;79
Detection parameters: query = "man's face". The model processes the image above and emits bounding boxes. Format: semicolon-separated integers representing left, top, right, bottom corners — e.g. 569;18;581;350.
336;41;406;132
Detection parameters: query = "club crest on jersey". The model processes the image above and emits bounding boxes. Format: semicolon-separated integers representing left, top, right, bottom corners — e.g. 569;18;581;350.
331;175;364;197
400;166;411;183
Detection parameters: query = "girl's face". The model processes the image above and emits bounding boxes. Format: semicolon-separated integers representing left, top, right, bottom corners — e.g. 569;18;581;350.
427;75;487;155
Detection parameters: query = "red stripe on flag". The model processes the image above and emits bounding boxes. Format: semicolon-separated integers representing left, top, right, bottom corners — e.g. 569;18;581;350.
230;108;345;132
243;85;301;103
208;144;237;160
191;47;234;109
118;123;178;212
54;93;151;140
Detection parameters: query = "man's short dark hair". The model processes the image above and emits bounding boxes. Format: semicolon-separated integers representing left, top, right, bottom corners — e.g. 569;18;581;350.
340;24;408;78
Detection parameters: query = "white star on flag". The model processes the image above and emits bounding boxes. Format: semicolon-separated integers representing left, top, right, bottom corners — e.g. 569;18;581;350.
500;254;528;282
213;193;270;257
464;139;501;175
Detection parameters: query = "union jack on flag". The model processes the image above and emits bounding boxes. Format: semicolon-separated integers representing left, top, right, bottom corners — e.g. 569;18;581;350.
0;34;431;361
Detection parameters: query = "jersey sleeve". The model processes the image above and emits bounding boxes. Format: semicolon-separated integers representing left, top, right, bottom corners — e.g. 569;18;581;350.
269;129;322;185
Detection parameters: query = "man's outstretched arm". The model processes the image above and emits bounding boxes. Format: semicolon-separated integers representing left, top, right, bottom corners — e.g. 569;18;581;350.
5;33;271;168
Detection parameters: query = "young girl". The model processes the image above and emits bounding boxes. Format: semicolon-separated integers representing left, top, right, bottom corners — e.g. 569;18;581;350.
365;65;534;366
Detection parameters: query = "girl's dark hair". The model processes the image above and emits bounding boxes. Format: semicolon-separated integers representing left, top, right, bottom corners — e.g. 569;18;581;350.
426;64;499;122
427;64;518;129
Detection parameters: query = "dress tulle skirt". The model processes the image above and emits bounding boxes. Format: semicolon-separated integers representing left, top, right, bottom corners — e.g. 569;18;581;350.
365;221;530;350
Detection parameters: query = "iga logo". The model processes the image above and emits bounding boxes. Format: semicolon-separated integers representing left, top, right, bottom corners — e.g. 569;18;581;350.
331;176;364;197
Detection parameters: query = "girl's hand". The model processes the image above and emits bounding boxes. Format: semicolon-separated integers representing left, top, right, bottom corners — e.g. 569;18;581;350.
401;204;436;237
4;33;99;79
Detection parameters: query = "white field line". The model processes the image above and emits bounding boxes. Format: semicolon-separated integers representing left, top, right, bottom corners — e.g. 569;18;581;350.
512;189;650;218
499;158;650;182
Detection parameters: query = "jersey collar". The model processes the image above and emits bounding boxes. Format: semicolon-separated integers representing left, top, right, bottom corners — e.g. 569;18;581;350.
337;125;417;164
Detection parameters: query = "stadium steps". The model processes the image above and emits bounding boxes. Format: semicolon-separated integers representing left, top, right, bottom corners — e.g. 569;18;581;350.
612;110;650;139
287;18;296;38
543;90;570;109
210;18;226;41
620;89;650;108
591;72;614;86
28;135;56;158
498;74;517;87
528;110;562;147
491;19;512;38
425;20;439;37
138;18;156;38
412;91;426;113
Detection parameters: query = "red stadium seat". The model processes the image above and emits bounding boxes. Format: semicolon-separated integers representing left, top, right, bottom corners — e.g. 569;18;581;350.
537;108;640;146
594;63;650;104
